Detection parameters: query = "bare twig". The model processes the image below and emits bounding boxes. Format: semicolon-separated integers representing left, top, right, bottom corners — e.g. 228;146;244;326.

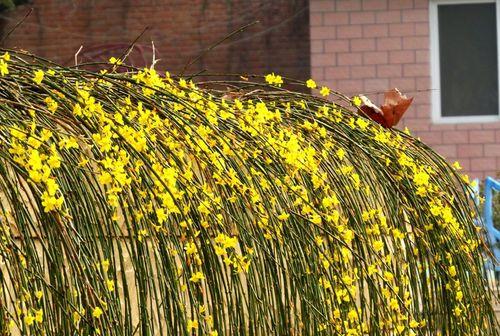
180;20;259;76
0;7;33;45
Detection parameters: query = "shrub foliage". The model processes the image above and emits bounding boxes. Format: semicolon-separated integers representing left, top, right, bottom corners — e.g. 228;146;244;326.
0;50;497;335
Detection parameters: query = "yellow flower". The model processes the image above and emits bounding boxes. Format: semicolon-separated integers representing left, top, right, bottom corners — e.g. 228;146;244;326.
449;265;457;277
187;319;198;330
33;69;45;84
373;240;384;252
106;279;115;292
352;96;362;107
35;309;43;323
452;161;462;170
2;52;10;61
189;271;205;283
306;79;317;89
109;57;123;65
319;86;330;96
35;290;43;300
0;59;8;76
24;313;35;326
92;306;103;318
265;73;283;87
277;212;290;221
413;170;429;186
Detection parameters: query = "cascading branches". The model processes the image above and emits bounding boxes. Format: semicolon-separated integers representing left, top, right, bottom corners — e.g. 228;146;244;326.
0;49;498;335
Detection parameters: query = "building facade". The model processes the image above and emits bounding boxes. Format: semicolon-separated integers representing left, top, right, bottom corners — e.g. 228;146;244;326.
311;0;500;178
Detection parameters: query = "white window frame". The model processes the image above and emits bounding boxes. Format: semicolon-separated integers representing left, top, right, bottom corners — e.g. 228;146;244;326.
429;0;500;124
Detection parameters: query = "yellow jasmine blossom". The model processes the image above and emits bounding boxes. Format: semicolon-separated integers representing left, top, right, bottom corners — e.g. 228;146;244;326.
35;309;43;323
352;96;362;107
33;69;45;84
109;57;123;65
319;86;330;97
106;279;115;292
189;271;205;283
306;79;317;89
92;306;103;318
0;59;8;76
373;240;384;252
187;319;198;330
24;313;35;326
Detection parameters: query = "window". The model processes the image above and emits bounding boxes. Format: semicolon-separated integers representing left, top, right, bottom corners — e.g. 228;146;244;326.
430;0;500;123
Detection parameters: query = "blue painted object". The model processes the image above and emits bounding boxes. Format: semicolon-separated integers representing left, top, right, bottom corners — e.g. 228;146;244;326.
483;177;500;272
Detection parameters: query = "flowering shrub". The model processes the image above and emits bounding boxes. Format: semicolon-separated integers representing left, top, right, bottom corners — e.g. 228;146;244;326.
0;50;497;335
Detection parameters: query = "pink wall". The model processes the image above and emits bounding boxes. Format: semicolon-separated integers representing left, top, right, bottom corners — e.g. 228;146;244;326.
310;0;500;179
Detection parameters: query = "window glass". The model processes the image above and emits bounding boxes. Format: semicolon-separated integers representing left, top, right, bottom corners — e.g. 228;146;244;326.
438;3;498;117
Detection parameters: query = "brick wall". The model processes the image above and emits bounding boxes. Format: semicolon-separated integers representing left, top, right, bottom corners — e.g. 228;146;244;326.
0;0;310;80
310;0;500;179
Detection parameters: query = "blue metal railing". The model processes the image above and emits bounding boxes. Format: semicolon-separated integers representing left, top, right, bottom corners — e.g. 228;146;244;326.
483;177;500;272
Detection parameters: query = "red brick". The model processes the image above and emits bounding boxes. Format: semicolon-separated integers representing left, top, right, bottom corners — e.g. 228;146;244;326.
416;50;429;63
311;0;335;12
402;9;428;23
389;0;414;9
416;77;430;90
377;64;402;77
430;124;456;131
351;65;376;79
311;67;325;80
362;24;389;38
469;130;496;143
310;13;324;26
471;158;497;170
312;53;336;67
325;66;351;80
311;26;336;40
337;79;364;93
390;77;416;90
338;52;363;65
484;144;500;157
415;103;431;118
389;23;415;36
377;37;402;50
415;22;429;35
311;40;324;53
337;25;363;39
403;36;429;50
351;38;376;52
403;63;429;77
376;10;402;23
364;78;390;92
458;144;484;158
496;130;500;142
433;145;457;158
416;131;442;145
363;51;389;65
414;0;429;8
350;12;376;24
324;39;350;53
482;122;500;129
324;12;350;25
337;0;362;11
442;131;469;144
405;118;430;131
362;0;388;11
389;50;415;63
456;123;483;130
